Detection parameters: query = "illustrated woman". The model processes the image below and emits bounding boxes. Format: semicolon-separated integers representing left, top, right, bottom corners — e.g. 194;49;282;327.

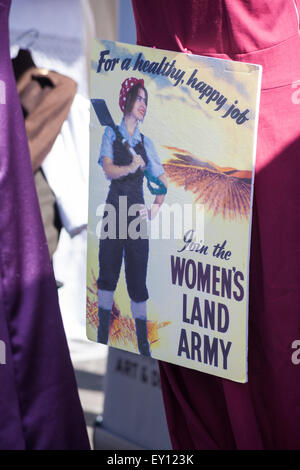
97;77;167;356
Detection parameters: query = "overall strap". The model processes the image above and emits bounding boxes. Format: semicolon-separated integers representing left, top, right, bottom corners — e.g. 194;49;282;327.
114;126;123;143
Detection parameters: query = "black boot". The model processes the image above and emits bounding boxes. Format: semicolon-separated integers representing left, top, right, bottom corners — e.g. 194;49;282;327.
135;318;151;357
97;308;110;344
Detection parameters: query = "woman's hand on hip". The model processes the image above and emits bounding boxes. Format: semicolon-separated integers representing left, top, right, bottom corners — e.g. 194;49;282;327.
139;203;160;220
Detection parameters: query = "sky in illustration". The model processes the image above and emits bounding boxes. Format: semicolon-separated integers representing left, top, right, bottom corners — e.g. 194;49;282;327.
91;40;260;172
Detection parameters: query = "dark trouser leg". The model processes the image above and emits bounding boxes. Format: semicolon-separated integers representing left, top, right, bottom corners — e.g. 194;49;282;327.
124;236;150;355
97;236;124;344
124;236;149;303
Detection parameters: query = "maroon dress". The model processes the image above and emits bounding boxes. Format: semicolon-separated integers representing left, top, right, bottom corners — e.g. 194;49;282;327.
132;0;300;449
0;0;89;449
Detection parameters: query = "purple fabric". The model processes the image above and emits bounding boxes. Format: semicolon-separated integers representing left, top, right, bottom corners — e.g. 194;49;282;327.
0;0;90;449
132;0;300;450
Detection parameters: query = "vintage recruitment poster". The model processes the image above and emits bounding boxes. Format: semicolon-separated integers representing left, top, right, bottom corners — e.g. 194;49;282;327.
87;39;262;383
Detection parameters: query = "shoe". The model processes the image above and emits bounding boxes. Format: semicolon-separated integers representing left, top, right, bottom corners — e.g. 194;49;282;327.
97;308;110;344
135;318;151;357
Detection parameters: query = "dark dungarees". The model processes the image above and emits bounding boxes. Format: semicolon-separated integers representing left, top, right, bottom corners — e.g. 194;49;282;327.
97;131;149;303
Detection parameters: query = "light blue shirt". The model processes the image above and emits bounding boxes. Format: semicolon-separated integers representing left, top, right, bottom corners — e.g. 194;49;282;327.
98;119;164;178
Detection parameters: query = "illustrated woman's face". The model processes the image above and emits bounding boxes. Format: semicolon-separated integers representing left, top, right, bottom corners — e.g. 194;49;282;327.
131;88;147;121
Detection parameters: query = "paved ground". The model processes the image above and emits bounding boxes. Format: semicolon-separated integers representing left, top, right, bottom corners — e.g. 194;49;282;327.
69;340;108;449
67;339;171;450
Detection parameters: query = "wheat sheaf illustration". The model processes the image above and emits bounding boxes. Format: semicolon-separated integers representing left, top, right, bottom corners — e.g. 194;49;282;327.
87;270;170;350
163;146;252;220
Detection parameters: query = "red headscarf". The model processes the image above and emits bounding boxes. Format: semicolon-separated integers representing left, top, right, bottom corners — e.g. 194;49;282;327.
119;77;144;113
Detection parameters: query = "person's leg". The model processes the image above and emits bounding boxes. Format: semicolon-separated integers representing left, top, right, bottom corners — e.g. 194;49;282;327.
97;289;114;344
131;300;151;356
124;237;150;355
124;236;149;302
97;236;123;343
